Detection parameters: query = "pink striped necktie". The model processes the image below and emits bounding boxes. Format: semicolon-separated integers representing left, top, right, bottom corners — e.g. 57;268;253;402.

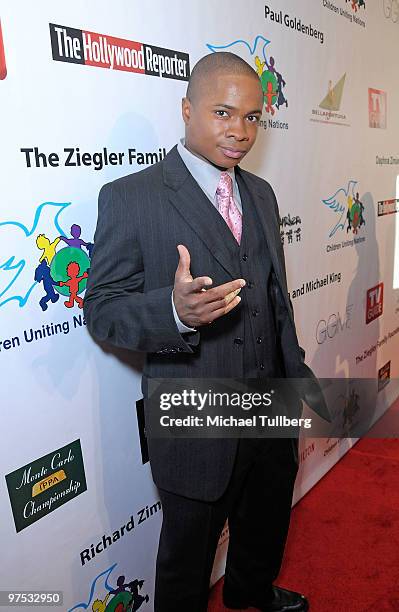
216;171;242;244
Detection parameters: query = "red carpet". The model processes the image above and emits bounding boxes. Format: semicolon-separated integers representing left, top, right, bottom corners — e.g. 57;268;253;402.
208;403;399;611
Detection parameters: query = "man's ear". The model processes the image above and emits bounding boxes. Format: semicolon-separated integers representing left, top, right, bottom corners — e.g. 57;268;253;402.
181;97;191;125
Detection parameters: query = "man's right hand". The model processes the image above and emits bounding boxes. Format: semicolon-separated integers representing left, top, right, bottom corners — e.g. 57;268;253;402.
173;244;245;327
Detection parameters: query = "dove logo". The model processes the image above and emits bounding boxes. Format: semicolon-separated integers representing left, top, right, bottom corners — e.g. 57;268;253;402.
366;282;384;324
322;180;367;242
0;19;6;80
206;36;289;125
68;563;150;612
0;202;93;311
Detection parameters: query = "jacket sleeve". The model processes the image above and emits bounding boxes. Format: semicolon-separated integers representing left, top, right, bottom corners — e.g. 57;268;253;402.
83;180;200;354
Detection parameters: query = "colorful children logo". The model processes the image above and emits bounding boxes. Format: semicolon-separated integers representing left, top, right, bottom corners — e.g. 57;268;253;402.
35;224;92;311
345;192;366;235
322;180;366;238
69;564;149;612
256;54;288;115
206;36;288;116
0;201;93;310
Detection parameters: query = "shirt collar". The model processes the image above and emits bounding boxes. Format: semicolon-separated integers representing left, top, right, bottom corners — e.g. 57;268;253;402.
177;138;237;201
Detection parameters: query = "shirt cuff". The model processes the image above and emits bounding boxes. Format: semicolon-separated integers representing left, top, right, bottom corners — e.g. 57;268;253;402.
171;290;197;333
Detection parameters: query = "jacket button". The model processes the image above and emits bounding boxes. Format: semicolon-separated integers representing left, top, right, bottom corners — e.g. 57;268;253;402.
247;281;254;289
242;254;248;261
257;336;262;344
234;337;243;345
260;363;265;370
252;308;259;317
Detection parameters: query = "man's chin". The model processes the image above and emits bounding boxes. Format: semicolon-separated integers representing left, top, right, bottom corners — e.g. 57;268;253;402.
217;147;248;167
184;143;244;169
210;153;242;171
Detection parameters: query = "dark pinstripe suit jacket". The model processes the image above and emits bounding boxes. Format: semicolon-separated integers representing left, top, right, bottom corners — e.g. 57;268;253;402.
84;145;330;501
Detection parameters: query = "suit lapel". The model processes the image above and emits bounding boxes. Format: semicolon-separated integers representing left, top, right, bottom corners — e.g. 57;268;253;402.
163;146;293;325
163;146;241;279
235;168;295;326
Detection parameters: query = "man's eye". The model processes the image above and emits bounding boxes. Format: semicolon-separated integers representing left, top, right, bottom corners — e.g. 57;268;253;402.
247;115;260;123
215;110;228;117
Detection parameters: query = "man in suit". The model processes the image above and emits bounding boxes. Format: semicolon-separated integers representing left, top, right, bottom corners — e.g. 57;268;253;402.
84;52;330;612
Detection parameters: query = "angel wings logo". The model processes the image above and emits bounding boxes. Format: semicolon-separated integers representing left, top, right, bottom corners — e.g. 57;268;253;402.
0;201;93;311
206;36;288;116
322;181;366;238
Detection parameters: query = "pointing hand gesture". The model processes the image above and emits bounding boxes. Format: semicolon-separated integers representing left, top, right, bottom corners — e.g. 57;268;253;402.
173;244;245;327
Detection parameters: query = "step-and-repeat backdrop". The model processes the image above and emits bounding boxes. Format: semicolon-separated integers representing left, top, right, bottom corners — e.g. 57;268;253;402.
1;1;398;609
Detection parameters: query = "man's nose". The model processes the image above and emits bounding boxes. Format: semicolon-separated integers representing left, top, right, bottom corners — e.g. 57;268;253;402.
225;117;249;141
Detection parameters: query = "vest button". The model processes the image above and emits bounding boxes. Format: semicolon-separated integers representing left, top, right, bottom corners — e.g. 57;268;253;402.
234;337;243;345
256;336;262;344
242;254;248;261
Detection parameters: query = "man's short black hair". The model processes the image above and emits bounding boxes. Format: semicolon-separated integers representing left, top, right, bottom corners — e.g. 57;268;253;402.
186;52;260;102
